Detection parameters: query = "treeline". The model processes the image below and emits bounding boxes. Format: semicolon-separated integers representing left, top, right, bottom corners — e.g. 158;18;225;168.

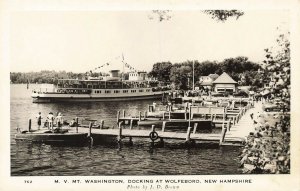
10;70;108;84
149;56;263;90
10;56;262;90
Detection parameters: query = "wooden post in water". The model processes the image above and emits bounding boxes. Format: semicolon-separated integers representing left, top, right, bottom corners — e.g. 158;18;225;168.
219;127;227;145
139;111;142;121
118;121;123;143
227;120;231;131
100;120;104;129
151;124;155;132
162;121;167;132
28;119;31;132
76;117;78;133
222;107;225;130
189;105;192;127
129;119;133;130
185;126;192;142
193;123;198;134
88;122;92;137
117;111;120;123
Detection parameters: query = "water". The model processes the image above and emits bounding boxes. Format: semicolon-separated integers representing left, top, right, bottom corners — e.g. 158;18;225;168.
10;84;243;176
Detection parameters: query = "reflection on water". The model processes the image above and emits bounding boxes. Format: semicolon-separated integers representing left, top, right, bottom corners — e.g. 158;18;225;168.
11;84;242;176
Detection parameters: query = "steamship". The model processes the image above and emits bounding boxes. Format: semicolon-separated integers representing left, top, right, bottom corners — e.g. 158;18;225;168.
31;70;170;103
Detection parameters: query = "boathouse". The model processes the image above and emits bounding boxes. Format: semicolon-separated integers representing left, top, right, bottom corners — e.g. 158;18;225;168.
199;74;219;90
212;72;237;93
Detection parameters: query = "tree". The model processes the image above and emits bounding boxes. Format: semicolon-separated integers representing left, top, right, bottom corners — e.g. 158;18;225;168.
149;10;244;22
262;32;290;103
149;62;172;82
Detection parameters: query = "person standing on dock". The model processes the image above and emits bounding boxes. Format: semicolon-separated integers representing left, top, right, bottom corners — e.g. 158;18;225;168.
56;113;63;128
47;112;54;130
36;112;42;130
153;101;157;111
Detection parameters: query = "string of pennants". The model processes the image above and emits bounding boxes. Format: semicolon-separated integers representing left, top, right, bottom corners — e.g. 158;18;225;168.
86;54;140;75
122;61;138;72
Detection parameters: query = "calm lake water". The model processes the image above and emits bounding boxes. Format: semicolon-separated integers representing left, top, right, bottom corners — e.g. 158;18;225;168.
10;84;242;176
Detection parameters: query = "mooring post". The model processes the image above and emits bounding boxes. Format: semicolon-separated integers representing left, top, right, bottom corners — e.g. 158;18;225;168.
227;120;231;131
123;110;126;118
188;106;192;127
222;107;225;130
117;110;120;123
162;121;166;132
100;120;104;129
139;111;142;121
28;119;31;132
193;123;198;134
151;124;155;132
88;122;92;137
76;117;78;133
185;126;192;142
118;121;123;143
129;136;133;146
219;127;227;145
129;119;133;130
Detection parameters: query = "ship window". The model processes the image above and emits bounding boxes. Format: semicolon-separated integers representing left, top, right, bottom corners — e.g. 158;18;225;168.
146;89;150;92
114;90;120;93
105;90;111;93
131;90;136;93
139;89;143;92
123;90;128;93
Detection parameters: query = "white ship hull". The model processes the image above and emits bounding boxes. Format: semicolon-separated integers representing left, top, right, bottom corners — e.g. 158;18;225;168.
32;91;165;103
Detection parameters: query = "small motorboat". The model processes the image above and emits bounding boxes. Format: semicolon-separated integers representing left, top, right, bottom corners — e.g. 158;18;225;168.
15;127;89;146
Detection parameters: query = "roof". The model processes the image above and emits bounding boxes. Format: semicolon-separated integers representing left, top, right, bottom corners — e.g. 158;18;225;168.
200;81;213;86
212;72;237;84
208;74;219;80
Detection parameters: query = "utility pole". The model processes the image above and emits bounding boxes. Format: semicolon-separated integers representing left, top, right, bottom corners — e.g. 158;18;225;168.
192;61;195;91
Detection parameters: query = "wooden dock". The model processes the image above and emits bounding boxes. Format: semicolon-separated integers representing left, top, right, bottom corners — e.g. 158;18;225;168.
19;101;258;147
68;102;256;147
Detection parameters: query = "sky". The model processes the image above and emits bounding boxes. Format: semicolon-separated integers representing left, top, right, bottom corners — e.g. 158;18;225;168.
9;10;289;73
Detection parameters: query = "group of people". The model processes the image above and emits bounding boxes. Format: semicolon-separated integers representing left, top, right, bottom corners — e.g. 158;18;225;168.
36;111;64;130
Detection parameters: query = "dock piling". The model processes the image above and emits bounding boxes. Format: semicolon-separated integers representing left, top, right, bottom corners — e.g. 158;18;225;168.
219;127;227;145
129;119;133;130
100;120;104;129
76;117;78;133
28;119;31;132
129;136;133;146
118;121;123;143
193;123;198;134
117;111;120;123
185;126;192;141
162;121;166;132
139;111;142;121
151;124;155;132
88;122;92;137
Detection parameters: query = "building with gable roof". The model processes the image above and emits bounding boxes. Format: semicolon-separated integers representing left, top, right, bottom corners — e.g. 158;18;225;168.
199;73;219;90
212;72;237;93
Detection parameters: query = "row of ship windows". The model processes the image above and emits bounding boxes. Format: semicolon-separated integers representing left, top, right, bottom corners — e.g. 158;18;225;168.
94;89;151;94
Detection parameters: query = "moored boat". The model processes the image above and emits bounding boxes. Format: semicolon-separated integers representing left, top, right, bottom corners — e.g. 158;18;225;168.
32;70;170;103
15;129;89;146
